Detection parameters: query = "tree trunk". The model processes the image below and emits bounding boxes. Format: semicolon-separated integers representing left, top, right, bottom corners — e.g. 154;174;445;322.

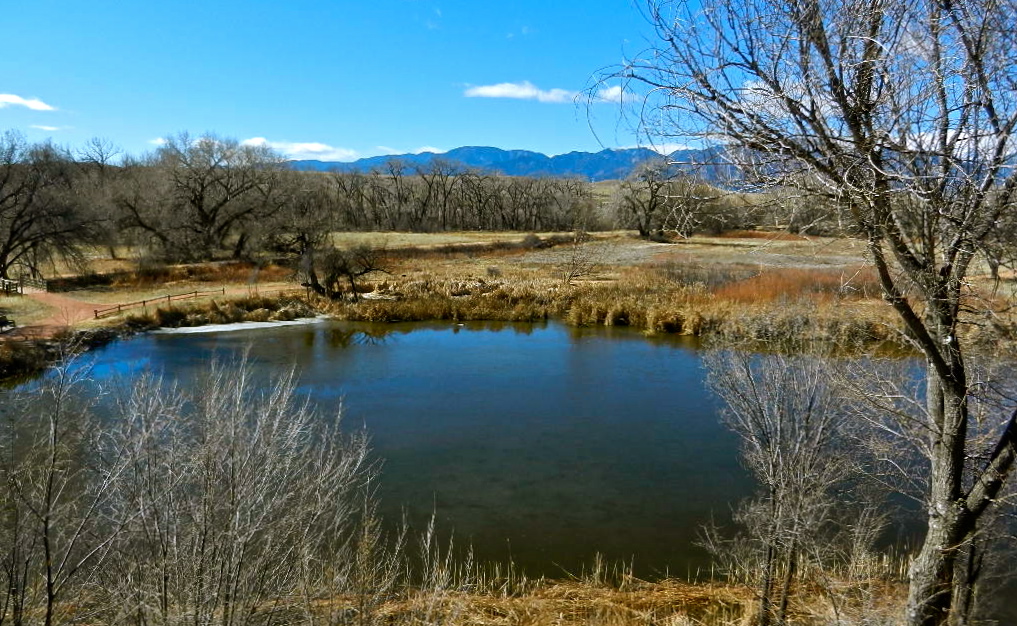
949;542;981;626
906;513;962;625
987;256;1000;283
905;371;969;626
758;541;775;626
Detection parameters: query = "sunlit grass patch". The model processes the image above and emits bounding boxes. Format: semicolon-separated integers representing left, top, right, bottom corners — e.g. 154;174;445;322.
714;229;810;241
712;267;881;303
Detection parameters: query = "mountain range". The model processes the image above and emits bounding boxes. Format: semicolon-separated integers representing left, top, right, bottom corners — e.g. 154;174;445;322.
289;146;721;182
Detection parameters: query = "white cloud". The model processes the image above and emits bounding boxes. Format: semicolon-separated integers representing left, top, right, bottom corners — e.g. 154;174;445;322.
30;125;62;132
241;137;359;161
464;81;577;104
0;94;56;111
616;142;703;155
596;85;625;103
374;145;445;157
148;137;167;146
649;142;700;154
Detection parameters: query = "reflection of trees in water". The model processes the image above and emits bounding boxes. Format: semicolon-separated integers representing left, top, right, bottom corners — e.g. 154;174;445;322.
323;320;546;348
325;327;393;349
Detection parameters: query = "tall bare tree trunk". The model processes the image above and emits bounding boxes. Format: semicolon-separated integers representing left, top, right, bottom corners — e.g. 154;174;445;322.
906;374;978;625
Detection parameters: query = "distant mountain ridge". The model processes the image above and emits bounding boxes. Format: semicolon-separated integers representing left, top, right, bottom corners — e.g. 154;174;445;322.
289;146;719;182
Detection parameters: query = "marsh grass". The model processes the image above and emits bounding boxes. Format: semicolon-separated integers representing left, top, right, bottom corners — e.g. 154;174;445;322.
372;578;752;625
61;253;921;349
296;548;906;626
323;262;901;347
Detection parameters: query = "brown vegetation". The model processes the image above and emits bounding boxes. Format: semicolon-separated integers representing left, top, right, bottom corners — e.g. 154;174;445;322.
321;260;901;348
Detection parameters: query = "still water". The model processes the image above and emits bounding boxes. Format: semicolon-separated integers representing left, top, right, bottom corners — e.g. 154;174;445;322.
63;320;752;578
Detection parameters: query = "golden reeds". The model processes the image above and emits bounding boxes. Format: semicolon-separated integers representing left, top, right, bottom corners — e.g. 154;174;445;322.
317;264;902;348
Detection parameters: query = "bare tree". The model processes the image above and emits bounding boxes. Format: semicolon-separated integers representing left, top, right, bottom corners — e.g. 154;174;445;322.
0;363;133;626
96;361;385;626
262;170;337;260
614;157;674;238
304;244;389;301
0;132;92;279
662;173;729;237
704;348;885;625
116;133;287;261
557;231;599;287
604;1;1017;623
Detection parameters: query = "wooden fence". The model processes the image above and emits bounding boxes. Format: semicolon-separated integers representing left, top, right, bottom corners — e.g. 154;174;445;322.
94;287;227;319
19;277;47;291
1;278;22;296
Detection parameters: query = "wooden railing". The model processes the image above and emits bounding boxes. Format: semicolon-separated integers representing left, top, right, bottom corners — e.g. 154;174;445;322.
94;287;227;319
1;278;21;296
19;277;47;291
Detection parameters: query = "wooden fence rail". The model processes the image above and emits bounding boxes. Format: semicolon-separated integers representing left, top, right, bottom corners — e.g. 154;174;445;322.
1;278;22;296
94;287;227;319
19;277;47;291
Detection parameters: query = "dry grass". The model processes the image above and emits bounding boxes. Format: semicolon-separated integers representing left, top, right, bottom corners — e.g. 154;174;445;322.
320;259;901;347
106;261;293;289
293;569;906;625
119;294;316;330
330;230;589;250
0;294;56;326
372;578;752;625
710;267;882;303
713;229;809;241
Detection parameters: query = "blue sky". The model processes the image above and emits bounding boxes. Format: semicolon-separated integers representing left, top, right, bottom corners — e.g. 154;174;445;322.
2;1;665;161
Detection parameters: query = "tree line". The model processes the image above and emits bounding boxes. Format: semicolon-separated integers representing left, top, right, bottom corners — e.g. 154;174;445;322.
1;129;889;281
1;131;603;278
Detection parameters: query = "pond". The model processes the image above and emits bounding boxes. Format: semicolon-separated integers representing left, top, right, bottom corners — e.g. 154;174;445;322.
57;320;754;579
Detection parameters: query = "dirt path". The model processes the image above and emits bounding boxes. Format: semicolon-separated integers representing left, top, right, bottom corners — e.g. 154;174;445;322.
1;290;106;340
2;283;304;342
